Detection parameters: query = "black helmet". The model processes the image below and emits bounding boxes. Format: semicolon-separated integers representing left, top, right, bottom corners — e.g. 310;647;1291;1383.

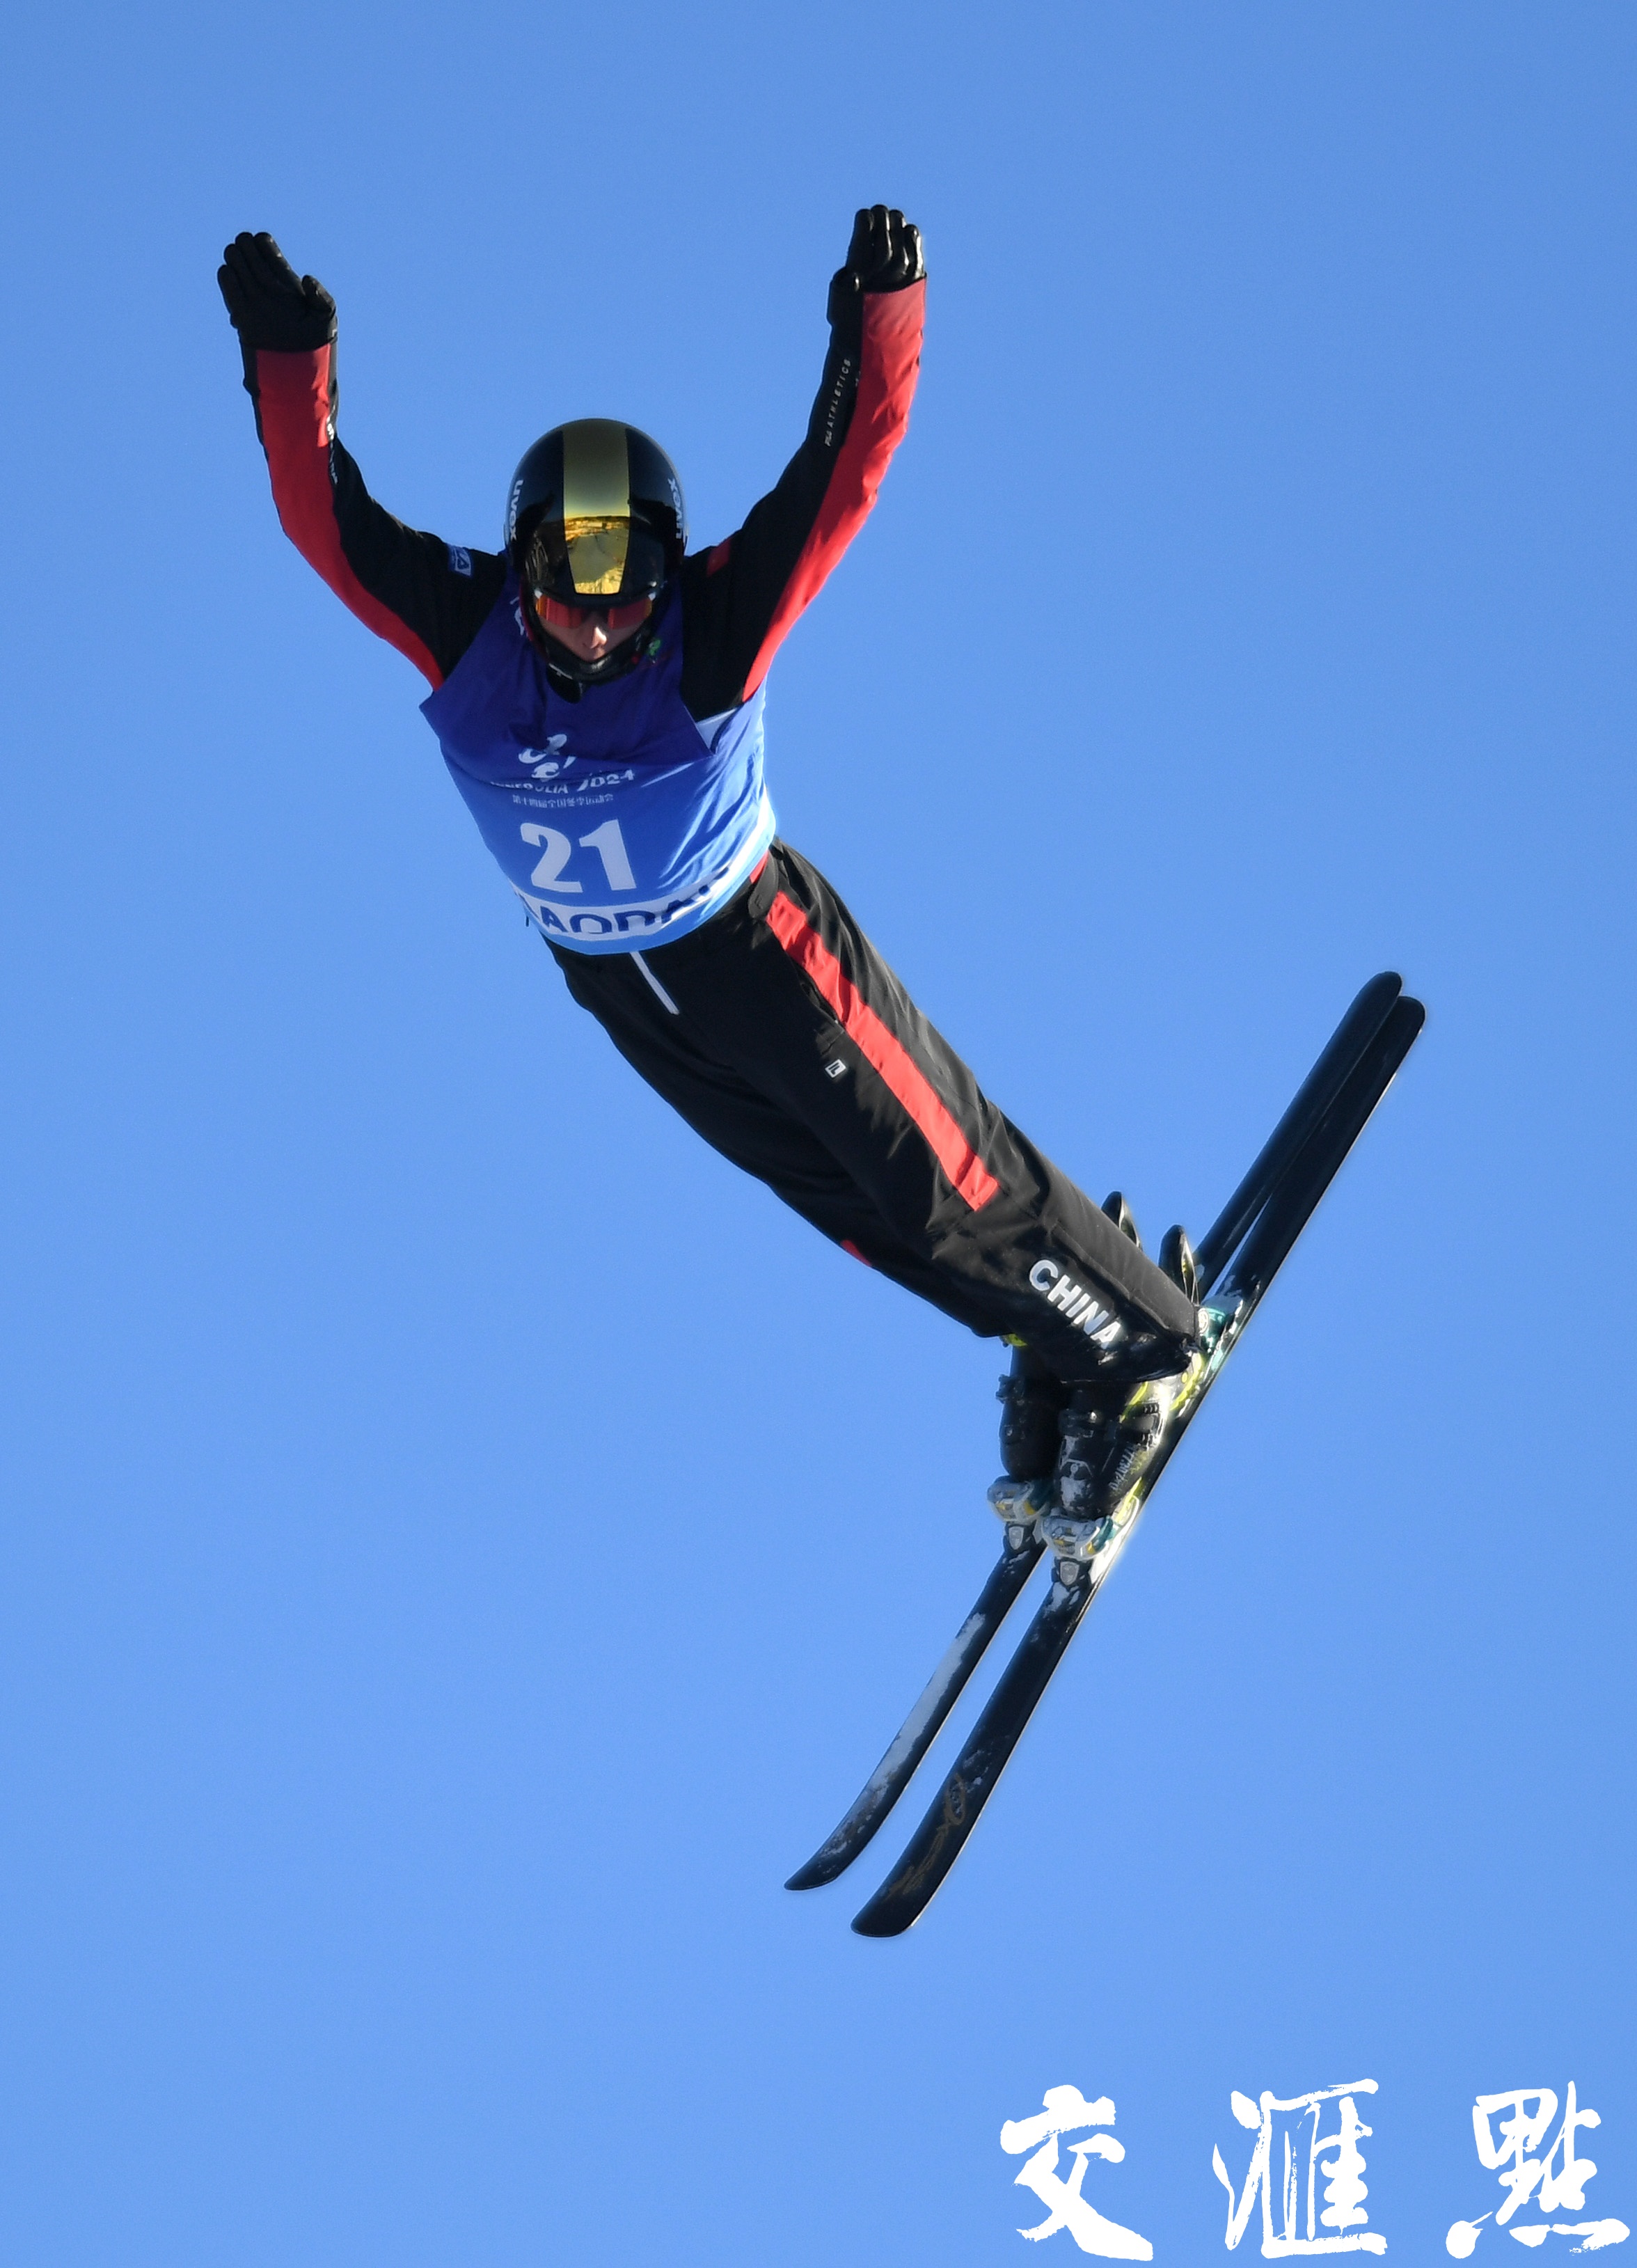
505;419;686;684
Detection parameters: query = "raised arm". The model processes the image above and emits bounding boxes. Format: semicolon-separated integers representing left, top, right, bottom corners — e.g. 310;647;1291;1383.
219;233;505;691
677;207;926;719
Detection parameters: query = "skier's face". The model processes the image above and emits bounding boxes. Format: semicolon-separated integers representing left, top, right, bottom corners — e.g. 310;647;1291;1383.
531;592;653;663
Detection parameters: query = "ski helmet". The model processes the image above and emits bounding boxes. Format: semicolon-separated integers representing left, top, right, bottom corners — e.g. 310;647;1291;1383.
505;419;686;684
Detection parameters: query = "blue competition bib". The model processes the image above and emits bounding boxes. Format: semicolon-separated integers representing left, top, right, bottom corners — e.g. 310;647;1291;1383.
420;578;775;954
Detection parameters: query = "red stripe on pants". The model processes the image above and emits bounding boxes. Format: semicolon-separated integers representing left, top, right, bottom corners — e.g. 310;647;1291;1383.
765;892;1000;1212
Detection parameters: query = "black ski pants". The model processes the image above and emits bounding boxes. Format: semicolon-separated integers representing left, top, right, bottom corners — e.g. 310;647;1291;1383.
548;842;1195;1380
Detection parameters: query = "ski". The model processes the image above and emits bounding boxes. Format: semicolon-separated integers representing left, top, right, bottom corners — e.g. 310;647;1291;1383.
1191;970;1405;1292
843;982;1425;1936
785;1521;1045;1890
786;974;1411;1901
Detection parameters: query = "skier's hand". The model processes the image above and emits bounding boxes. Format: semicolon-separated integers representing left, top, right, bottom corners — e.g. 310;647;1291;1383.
217;232;337;353
828;206;925;330
844;205;925;292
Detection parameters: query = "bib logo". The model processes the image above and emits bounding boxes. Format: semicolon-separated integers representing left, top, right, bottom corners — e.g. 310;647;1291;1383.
521;734;574;780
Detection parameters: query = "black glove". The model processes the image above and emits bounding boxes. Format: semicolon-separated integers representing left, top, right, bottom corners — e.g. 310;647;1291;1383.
217;231;337;352
827;205;926;331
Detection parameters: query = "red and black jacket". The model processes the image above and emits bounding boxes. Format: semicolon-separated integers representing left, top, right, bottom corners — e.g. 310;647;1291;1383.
237;281;926;717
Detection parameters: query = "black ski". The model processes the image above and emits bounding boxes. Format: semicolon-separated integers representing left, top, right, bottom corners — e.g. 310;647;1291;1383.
785;1522;1044;1890
1192;970;1405;1292
787;975;1413;1903
850;992;1425;1935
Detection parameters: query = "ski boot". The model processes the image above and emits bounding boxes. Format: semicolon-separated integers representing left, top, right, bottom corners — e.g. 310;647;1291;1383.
989;1195;1146;1489
1156;1222;1199;1303
994;1341;1068;1482
1038;1224;1204;1572
987;1195;1167;1547
988;1342;1063;1545
1102;1190;1142;1250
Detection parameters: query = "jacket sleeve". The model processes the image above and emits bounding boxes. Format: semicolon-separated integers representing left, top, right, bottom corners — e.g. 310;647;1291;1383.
677;279;925;719
244;342;507;691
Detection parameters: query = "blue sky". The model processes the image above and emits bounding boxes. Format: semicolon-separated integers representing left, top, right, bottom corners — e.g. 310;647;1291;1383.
1;2;1632;2261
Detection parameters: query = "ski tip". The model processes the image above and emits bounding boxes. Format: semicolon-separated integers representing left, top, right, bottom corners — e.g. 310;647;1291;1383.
785;1855;841;1892
787;1817;879;1889
1377;992;1427;1064
850;1897;915;1939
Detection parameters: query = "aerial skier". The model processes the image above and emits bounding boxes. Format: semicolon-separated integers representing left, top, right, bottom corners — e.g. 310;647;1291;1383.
217;211;1205;1545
